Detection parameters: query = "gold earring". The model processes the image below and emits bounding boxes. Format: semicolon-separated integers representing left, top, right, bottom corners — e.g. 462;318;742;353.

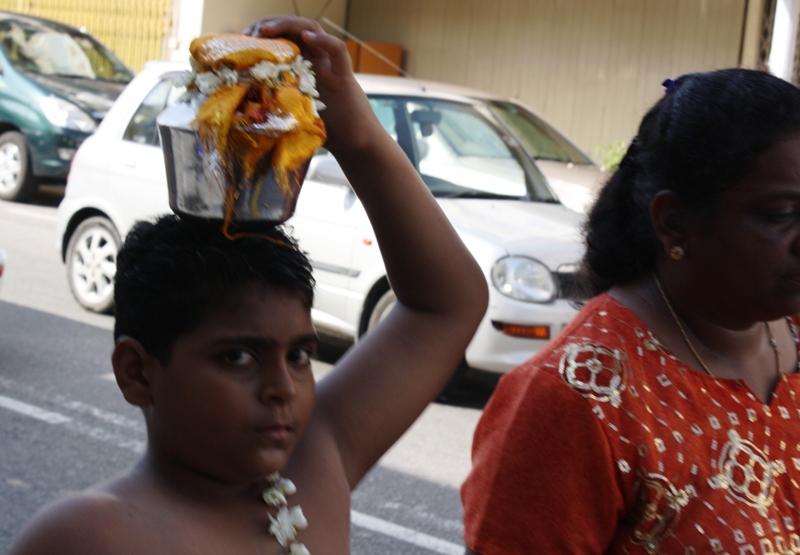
669;245;685;261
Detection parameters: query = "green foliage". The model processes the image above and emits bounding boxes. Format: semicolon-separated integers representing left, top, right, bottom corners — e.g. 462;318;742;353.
594;140;628;172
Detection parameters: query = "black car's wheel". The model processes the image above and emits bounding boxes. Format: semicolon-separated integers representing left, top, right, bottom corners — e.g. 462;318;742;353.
361;284;468;398
0;131;37;202
66;216;121;314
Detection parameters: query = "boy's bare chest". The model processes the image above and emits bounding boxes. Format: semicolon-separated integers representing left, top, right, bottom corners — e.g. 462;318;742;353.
112;506;351;555
136;522;350;555
117;479;352;555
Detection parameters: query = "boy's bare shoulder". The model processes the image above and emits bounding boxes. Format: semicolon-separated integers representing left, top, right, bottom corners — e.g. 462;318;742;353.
9;486;140;555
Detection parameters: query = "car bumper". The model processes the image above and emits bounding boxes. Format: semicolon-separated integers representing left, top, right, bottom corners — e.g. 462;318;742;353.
27;128;90;180
465;294;579;374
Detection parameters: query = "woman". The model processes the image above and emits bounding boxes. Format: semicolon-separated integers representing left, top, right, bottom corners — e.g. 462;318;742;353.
461;69;800;554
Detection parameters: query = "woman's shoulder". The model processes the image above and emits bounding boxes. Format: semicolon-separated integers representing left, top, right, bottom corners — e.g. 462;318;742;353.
509;294;647;383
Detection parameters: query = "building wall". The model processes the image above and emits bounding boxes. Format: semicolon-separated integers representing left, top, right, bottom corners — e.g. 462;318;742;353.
1;0;347;71
347;0;749;158
770;0;800;79
168;0;347;62
199;0;345;34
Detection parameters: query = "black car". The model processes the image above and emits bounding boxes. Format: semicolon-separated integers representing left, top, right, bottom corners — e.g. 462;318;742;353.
0;11;133;201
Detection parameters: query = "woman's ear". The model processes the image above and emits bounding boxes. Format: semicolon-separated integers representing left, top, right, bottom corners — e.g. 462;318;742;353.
650;190;689;258
112;337;157;407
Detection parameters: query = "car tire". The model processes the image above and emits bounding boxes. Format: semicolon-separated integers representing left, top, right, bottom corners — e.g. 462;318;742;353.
437;360;469;401
66;216;121;314
0;131;37;202
365;287;397;333
362;285;468;399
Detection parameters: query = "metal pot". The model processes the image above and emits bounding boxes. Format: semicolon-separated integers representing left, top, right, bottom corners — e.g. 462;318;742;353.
156;102;307;223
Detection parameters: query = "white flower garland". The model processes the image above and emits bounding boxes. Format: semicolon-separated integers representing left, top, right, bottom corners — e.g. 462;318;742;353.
263;472;310;555
178;54;326;117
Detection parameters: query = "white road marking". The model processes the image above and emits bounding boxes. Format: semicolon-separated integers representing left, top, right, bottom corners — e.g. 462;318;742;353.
5;206;58;221
0;394;71;424
0;392;464;553
351;510;463;555
55;396;144;431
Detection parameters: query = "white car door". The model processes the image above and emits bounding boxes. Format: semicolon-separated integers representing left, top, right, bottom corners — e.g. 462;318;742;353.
289;96;433;337
289;152;361;336
106;75;183;235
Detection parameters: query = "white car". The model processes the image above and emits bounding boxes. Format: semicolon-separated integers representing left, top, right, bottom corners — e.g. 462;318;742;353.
0;247;5;292
56;61;603;375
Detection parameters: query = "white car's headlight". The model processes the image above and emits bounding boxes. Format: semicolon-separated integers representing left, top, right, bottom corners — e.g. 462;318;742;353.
491;256;557;302
39;95;97;132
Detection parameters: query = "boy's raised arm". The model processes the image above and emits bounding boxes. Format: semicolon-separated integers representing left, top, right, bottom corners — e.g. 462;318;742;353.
249;17;489;488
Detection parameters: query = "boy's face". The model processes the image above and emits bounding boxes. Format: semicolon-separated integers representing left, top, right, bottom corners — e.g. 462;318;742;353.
146;283;317;483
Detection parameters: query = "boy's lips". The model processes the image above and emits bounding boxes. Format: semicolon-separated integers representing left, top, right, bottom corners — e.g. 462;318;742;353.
256;424;294;441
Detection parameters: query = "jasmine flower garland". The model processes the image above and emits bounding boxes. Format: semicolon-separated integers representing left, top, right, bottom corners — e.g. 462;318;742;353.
178;54;325;116
263;472;310;555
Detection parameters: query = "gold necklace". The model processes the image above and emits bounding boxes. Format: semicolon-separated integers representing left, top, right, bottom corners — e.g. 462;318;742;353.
653;273;780;379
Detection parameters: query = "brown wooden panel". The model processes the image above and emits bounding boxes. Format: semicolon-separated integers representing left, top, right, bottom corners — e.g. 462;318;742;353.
344;38;360;71
358;40;402;75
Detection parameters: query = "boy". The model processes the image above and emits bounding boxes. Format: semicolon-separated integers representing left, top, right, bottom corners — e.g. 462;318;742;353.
9;16;488;555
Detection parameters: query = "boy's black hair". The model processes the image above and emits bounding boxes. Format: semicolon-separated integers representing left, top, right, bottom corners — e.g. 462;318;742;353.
578;68;800;297
113;214;315;363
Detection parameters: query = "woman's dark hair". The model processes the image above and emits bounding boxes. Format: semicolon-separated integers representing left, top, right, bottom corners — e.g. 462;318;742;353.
578;68;800;296
113;214;315;363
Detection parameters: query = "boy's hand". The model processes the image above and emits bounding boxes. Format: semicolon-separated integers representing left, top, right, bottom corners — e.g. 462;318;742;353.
243;16;383;156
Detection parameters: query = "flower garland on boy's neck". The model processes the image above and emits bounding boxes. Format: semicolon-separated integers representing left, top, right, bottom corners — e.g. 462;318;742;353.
263;472;309;555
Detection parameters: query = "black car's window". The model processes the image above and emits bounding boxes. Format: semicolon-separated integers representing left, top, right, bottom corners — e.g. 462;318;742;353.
123;77;186;146
0;18;132;83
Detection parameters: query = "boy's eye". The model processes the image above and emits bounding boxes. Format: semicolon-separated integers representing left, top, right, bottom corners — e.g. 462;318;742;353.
288;346;315;366
222;349;255;366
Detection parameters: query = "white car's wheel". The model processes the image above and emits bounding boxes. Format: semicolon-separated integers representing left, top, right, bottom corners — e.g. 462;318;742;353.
366;287;397;333
363;285;467;399
0;131;36;202
66;217;120;314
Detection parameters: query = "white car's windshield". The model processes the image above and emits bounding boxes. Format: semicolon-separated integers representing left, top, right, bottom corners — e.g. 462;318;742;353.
488;101;593;165
369;96;557;202
0;18;133;83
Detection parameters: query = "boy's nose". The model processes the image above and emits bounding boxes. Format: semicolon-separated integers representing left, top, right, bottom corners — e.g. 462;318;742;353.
258;360;297;403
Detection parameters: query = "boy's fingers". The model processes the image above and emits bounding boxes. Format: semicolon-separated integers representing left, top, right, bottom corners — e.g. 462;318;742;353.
245;16;325;41
243;17;344;76
300;30;352;77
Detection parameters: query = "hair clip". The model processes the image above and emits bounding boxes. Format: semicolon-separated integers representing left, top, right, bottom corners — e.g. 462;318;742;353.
662;79;678;95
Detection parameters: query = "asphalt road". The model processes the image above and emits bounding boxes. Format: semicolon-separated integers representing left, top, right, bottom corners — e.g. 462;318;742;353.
0;190;498;554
